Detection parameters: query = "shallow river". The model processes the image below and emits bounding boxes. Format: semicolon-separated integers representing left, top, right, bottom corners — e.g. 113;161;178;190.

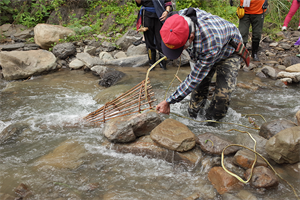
0;65;299;199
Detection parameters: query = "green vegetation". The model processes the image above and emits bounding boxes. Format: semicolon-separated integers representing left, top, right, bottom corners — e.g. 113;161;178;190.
0;0;299;43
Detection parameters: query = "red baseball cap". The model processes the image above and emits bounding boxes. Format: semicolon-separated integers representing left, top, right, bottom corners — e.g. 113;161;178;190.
160;14;190;60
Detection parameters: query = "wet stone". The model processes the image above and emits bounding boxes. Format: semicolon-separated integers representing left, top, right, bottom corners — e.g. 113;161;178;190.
102;135;202;168
259;118;297;139
150;118;196;152
208;166;244;195
233;149;268;169
244;166;279;188
196;132;240;155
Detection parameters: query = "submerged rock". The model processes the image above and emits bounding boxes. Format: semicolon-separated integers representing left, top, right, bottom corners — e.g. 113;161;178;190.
34;139;87;170
0;122;29;144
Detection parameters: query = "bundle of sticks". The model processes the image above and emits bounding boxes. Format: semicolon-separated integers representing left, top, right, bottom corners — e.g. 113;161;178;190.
83;79;156;124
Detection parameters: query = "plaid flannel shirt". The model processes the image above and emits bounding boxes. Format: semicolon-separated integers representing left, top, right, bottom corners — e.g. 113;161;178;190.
166;8;243;104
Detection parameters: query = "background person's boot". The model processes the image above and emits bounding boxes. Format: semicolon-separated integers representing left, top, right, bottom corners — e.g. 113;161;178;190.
148;49;156;69
252;41;260;61
158;52;167;70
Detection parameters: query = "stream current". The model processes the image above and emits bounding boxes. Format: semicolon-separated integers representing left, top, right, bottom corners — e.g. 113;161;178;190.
0;65;299;199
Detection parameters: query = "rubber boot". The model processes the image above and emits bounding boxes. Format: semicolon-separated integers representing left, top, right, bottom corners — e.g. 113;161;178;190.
158;52;167;70
148;49;156;69
252;41;260;61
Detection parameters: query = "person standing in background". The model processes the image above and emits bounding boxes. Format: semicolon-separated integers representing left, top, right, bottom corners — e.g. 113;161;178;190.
135;0;173;70
282;0;300;31
231;0;268;61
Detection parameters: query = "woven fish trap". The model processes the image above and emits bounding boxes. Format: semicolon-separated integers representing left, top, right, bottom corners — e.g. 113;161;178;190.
83;79;156;124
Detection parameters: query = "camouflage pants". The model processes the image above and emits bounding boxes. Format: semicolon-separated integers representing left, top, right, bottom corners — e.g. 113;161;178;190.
188;54;241;120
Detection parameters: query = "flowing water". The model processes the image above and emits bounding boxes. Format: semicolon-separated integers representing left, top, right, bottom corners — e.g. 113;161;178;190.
0;65;299;200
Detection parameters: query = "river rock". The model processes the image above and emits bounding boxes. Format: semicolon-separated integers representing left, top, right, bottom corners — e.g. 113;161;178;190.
196;133;240;155
150;118;196;152
0;122;29;144
223;157;245;178
34;23;75;49
76;52;104;68
277;71;300;82
115;29;142;51
52;42;76;59
259;118;297;139
233;149;268;169
84;45;97;56
97;67;126;87
103;110;162;143
261;66;277;79
296;110;300;125
114;51;127;59
265;126;300;164
244;166;279;188
14;183;32;198
0;50;57;80
103;54;149;67
126;43;147;56
0;43;25;51
208;166;244;195
102;135;202;168
234;132;268;159
281;56;300;67
285;63;300;72
69;58;85;69
99;52;114;60
34;139;87;170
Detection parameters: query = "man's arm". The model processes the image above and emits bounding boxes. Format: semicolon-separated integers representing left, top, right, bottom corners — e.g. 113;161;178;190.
136;0;141;4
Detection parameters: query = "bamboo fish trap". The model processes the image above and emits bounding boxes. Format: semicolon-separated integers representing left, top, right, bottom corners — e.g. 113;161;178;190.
83;79;156;124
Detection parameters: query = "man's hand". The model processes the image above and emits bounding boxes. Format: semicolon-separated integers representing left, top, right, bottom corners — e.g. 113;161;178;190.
156;100;170;114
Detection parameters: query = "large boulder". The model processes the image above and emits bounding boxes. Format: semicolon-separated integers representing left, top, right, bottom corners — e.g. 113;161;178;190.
34;24;75;50
150;118;197;152
259;118;297;139
265;126;300;164
103;110;162;143
0;50;57;80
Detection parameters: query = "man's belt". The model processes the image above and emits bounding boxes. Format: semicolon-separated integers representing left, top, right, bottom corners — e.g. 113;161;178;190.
229;39;250;67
